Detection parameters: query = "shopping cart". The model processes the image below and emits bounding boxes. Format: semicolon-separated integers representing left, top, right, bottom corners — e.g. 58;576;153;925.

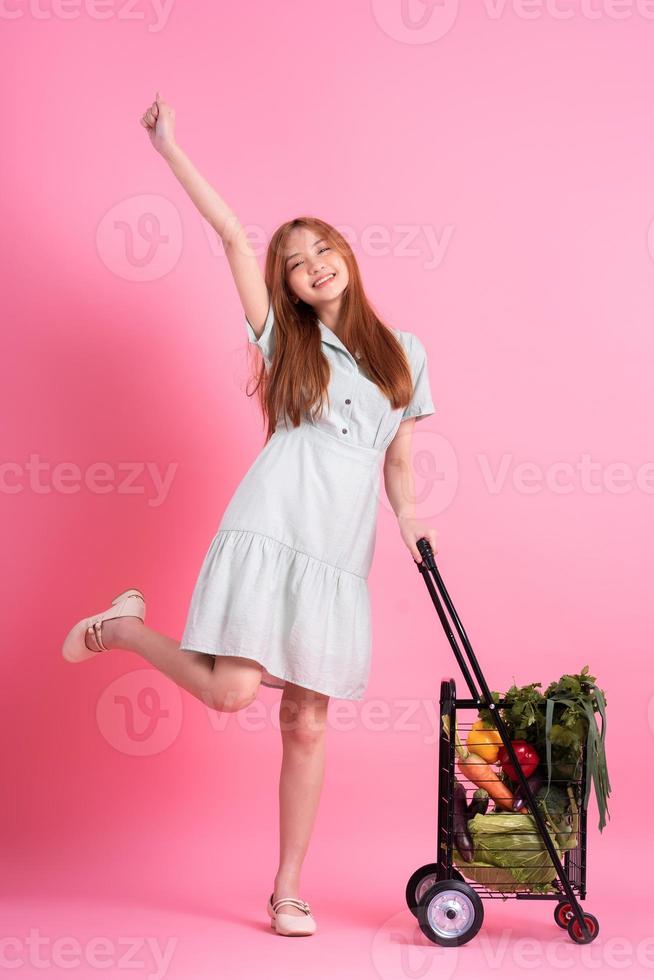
405;537;600;947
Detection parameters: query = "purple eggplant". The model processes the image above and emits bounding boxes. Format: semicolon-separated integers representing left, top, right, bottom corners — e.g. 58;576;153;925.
453;779;474;862
512;772;544;812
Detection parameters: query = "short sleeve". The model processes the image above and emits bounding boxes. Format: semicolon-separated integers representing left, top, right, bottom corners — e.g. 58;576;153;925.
245;298;275;367
401;333;436;422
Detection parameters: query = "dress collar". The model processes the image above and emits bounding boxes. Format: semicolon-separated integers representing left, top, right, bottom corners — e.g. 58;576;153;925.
317;319;360;365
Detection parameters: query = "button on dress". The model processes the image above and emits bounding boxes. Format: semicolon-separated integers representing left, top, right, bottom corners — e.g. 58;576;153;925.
179;301;436;700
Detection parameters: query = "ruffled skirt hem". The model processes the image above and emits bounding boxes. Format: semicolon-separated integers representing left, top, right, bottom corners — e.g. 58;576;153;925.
179;528;371;701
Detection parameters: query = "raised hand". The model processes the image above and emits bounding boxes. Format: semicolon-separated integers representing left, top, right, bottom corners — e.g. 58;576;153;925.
139;91;176;156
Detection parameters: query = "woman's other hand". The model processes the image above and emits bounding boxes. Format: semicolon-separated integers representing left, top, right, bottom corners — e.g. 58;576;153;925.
398;516;438;563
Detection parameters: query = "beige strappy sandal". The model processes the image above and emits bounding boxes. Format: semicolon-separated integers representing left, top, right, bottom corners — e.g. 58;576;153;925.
61;588;146;663
267;892;317;936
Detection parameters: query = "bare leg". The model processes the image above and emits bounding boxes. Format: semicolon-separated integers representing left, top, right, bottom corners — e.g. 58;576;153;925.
273;682;330;916
86;618;262;712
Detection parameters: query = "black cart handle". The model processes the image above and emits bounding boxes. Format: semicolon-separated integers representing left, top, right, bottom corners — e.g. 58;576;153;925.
414;535;487;706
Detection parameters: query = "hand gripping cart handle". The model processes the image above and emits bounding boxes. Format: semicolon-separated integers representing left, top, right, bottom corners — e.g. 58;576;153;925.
404;536;599;947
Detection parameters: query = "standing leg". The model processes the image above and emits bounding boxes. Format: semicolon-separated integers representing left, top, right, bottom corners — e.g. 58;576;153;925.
273;681;330;915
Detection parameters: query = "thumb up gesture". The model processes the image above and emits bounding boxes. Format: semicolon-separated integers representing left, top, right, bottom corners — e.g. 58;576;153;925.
139;91;176;156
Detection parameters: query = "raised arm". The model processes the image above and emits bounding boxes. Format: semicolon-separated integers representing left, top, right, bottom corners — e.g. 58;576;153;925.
139;91;270;337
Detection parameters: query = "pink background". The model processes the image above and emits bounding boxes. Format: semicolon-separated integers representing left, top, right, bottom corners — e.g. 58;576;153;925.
3;1;652;977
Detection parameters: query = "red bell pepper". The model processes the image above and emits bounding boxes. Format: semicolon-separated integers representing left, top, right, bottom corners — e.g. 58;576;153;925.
497;740;540;782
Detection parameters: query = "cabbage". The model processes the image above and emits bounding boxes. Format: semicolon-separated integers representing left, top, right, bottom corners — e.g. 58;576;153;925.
453;811;564;892
451;853;542;893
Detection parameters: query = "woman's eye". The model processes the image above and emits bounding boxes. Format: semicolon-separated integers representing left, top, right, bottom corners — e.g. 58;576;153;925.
290;246;329;270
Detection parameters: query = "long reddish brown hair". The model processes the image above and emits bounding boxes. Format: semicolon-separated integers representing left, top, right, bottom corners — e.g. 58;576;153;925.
248;216;415;443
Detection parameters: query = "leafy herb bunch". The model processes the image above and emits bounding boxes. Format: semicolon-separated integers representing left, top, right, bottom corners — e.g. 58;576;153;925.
478;665;611;831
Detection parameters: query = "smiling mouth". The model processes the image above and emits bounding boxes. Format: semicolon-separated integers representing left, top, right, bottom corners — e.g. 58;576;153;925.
313;273;336;288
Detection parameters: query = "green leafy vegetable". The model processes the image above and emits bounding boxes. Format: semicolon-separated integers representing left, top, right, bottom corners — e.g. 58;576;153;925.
477;665;611;831
536;784;579;851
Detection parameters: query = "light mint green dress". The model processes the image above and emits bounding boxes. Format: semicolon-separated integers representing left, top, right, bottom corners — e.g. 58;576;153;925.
179;302;435;700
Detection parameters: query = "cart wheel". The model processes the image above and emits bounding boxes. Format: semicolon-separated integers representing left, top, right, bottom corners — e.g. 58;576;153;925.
567;912;600;945
416;880;484;947
405;865;464;917
554;901;573;929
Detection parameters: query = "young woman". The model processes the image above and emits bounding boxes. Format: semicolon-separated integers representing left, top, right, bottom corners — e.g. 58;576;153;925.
62;92;438;937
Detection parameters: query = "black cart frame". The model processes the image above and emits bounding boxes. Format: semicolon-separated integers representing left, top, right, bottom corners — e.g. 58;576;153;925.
405;537;599;947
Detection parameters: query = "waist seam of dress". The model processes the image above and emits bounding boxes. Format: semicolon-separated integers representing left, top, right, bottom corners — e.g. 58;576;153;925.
273;420;384;462
304;422;384;461
216;527;366;580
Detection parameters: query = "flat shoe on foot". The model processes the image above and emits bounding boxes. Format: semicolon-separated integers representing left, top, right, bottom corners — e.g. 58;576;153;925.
61;588;146;663
267;893;317;936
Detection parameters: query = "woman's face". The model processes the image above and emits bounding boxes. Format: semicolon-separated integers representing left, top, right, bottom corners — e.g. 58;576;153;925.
283;226;349;310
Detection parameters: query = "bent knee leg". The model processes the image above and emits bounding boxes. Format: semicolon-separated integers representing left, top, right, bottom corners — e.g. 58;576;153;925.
203;654;263;712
